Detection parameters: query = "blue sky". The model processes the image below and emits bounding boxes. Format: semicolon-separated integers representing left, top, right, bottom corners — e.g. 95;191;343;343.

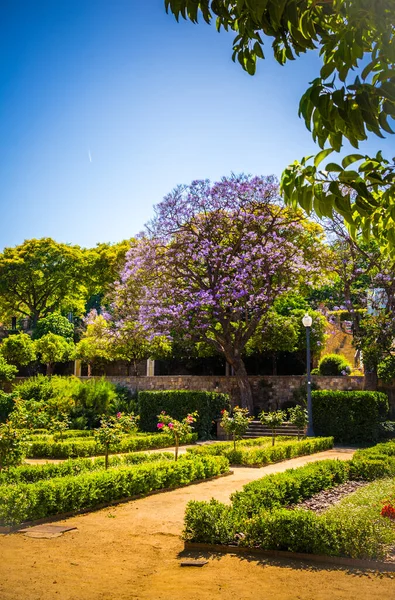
1;0;394;250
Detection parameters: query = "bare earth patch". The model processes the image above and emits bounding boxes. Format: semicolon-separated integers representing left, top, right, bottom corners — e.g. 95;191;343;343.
293;480;369;513
1;448;394;600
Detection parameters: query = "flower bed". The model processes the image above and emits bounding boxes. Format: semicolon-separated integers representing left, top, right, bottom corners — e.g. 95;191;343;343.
187;437;334;466
183;441;395;560
25;432;198;458
0;454;229;526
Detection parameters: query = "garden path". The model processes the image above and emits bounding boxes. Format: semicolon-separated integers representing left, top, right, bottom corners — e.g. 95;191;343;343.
1;447;394;600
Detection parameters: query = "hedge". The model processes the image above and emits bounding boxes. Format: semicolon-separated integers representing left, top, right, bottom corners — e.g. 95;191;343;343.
26;432;198;458
0;451;174;485
312;390;389;444
183;440;395;559
187;437;334;466
138;390;230;439
0;454;230;526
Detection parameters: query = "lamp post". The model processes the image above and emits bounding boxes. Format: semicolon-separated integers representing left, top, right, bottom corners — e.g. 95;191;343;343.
302;313;315;437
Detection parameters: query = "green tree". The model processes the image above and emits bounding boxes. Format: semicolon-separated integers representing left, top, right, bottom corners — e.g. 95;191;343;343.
259;409;286;446
165;1;395;250
35;333;73;376
157;411;197;460
219;407;253;450
288;405;308;440
33;313;74;341
0;355;18;387
0;333;36;368
0;423;25;471
94;415;123;469
0;238;88;325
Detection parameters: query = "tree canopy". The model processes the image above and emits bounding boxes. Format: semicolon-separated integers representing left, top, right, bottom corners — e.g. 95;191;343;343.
165;1;395;250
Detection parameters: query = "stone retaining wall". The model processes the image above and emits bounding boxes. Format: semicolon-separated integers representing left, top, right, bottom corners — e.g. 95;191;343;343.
79;374;365;413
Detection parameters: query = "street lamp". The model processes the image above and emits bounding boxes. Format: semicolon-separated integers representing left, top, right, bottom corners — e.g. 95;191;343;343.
302;313;315;437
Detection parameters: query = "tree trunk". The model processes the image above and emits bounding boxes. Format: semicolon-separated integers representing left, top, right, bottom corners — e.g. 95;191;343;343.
105;446;109;470
364;369;378;391
46;363;54;376
87;363;92;377
175;434;179;461
231;358;254;414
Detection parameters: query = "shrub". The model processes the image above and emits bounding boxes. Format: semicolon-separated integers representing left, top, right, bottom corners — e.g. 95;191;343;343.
288;406;308;439
378;421;395;440
0;391;16;423
0;423;25;471
318;354;352;376
220;407;253;449
70;378;117;428
138;390;230;439
33;313;74;341
0;355;18;386
187;437;333;466
0;333;36;367
259;410;286;446
25;431;198;458
230;458;349;516
157;412;197;460
0;454;229;525
312;390;389;444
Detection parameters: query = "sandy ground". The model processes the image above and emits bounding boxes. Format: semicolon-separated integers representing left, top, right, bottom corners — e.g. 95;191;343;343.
1;448;395;600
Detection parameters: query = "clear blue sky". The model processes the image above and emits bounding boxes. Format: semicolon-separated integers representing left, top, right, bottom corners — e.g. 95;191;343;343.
1;0;393;250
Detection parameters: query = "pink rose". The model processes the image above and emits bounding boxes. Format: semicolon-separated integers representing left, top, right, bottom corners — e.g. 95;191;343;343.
116;412;122;418
157;423;164;429
168;422;174;429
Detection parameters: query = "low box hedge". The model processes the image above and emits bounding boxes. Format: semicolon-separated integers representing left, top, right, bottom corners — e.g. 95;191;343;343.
183;440;395;560
0;451;174;485
25;432;198;458
0;454;229;526
138;390;230;439
187;437;334;466
312;390;389;444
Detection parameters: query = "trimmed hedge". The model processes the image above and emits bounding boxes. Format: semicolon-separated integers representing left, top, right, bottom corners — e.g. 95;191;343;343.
0;454;229;526
0;451;174;485
26;432;198;458
183;440;395;559
187;437;334;466
138;390;230;439
230;459;350;517
312;390;389;444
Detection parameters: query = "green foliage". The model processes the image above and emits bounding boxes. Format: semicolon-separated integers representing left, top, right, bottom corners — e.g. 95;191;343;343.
0;355;18;386
312;390;389;444
0;238;88;322
0;391;16;423
165;1;395;248
183;440;395;559
157;411;197;460
377;356;395;383
70;377;118;428
259;409;286;445
0;451;175;485
187;437;333;467
318;353;351;376
220;407;253;449
49;415;70;442
288;405;308;439
35;333;73;374
0;423;25;471
0;454;229;525
94;415;125;468
33;313;74;341
25;431;198;458
0;333;36;367
138;390;230;439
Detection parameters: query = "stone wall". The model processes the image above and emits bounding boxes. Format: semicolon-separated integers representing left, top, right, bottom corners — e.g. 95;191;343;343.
80;374;365;414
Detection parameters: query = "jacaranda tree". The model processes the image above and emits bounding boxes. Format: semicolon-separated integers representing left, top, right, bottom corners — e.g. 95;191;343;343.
117;175;324;412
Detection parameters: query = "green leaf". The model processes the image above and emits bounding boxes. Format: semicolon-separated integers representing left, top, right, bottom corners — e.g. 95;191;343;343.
314;148;334;167
341;154;364;168
325;162;343;172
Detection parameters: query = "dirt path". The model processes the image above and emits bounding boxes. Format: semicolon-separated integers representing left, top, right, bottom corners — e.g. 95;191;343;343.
1;448;394;600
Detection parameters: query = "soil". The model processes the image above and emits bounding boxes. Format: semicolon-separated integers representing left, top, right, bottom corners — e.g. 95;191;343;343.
1;447;394;600
294;480;369;514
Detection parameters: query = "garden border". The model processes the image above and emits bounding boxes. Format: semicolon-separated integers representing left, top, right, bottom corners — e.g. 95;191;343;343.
184;542;395;573
0;471;233;535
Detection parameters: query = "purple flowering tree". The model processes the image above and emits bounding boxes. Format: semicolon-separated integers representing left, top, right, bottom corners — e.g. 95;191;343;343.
117;175;323;412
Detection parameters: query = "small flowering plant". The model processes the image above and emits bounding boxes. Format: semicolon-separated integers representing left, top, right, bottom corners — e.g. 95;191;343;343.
381;498;395;520
115;411;140;434
220;406;253;450
157;411;198;461
94;415;124;470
